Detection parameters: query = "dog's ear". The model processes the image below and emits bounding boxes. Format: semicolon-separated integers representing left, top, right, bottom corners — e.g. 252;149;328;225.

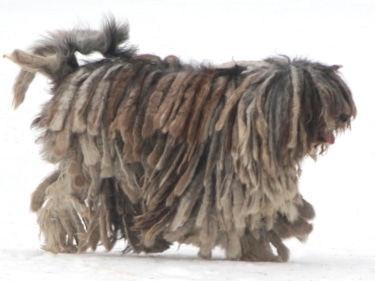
330;65;342;71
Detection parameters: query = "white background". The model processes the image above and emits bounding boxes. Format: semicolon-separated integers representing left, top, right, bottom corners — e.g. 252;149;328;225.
0;0;374;280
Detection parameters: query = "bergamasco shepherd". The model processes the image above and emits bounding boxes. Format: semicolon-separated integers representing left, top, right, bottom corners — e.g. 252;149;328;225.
6;17;356;262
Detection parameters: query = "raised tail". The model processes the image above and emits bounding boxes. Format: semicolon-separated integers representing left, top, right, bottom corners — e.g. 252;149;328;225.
5;16;133;109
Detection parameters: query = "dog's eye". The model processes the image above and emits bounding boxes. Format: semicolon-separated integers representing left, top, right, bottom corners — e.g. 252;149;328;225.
338;113;349;123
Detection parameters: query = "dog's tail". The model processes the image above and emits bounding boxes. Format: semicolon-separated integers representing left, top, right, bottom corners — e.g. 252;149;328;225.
4;16;132;109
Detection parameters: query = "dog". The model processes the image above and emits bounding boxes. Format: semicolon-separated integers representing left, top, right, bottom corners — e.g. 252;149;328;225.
5;17;356;262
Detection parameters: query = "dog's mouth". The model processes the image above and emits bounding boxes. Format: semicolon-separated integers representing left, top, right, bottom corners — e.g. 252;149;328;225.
318;131;335;145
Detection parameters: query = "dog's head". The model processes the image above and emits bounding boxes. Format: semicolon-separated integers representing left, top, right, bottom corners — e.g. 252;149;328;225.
290;60;356;157
239;57;357;166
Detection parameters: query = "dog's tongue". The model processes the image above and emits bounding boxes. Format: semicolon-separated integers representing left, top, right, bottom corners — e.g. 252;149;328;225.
323;131;335;144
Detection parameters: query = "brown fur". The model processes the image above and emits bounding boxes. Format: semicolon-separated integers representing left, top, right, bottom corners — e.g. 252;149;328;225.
6;18;356;262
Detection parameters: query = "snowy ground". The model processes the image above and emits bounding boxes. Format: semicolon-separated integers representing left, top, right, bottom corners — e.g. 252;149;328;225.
1;0;374;280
